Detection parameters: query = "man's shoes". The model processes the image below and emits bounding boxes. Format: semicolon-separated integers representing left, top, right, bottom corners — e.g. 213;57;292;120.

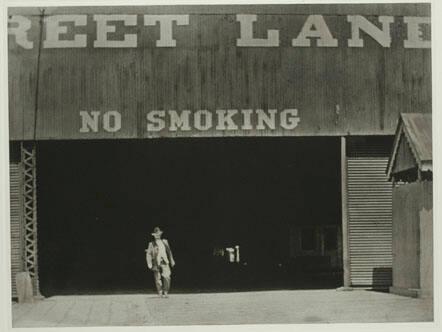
163;292;169;298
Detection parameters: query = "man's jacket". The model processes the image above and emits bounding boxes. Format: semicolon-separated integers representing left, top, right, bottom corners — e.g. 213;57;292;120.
145;239;175;271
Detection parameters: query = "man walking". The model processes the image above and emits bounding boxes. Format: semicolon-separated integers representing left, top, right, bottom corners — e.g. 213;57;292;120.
145;227;175;298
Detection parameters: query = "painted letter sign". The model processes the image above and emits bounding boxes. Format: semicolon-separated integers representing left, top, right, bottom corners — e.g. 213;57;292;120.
8;13;430;49
79;109;300;136
7;5;431;140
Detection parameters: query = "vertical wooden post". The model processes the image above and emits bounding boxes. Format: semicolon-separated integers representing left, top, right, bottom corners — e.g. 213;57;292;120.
341;137;351;288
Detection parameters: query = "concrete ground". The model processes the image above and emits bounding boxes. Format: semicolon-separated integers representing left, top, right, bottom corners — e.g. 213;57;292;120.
12;289;433;327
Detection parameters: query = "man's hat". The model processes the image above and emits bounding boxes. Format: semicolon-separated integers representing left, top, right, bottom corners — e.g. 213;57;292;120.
151;226;163;236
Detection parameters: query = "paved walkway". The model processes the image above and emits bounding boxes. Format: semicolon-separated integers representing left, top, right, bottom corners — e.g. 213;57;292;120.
12;289;433;327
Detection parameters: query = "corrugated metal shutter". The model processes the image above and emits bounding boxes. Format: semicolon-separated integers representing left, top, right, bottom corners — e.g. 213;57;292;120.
347;137;393;287
10;160;23;298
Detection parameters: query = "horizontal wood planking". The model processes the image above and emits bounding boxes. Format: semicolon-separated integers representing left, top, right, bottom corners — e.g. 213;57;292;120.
8;6;431;140
10;162;23;298
347;138;393;287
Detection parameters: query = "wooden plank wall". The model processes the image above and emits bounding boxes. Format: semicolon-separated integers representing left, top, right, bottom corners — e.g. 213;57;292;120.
392;180;433;291
9;159;24;298
346;137;393;287
8;4;431;140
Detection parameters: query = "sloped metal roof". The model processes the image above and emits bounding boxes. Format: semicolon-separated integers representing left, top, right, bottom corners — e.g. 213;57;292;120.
387;113;432;179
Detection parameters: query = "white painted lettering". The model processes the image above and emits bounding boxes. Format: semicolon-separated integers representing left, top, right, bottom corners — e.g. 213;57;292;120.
216;109;239;130
236;14;279;47
256;109;277;130
103;111;121;132
292;15;338;47
144;15;189;47
241;109;254;130
280;109;300;129
194;110;213;131
147;110;166;131
404;16;430;48
347;15;394;48
169;110;191;131
8;15;33;49
44;15;87;48
94;15;137;48
79;111;100;132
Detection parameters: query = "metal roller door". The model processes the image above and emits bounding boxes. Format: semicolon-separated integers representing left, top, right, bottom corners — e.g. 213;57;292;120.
347;137;393;287
10;149;24;298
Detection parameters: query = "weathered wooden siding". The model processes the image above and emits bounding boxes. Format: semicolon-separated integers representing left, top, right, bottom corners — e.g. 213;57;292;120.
10;156;24;298
391;181;432;292
393;132;419;174
8;4;431;140
346;137;393;287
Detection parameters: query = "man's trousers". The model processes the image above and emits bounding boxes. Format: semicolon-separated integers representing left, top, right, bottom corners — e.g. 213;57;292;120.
153;263;171;294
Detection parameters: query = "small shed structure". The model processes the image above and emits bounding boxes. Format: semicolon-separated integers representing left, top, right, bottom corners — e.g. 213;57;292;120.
387;113;433;298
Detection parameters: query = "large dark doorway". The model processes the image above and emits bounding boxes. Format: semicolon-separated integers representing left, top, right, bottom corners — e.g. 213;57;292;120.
37;137;341;295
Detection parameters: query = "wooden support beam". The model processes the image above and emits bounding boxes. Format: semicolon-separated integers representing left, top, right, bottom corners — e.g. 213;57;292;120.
341;136;351;288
